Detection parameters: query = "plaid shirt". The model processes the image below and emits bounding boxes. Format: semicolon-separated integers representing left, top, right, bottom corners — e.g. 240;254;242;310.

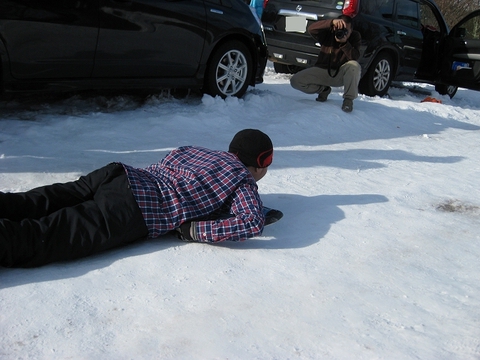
122;146;265;242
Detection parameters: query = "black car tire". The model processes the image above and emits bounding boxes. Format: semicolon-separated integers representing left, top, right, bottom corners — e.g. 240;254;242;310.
435;83;458;99
205;41;253;98
273;62;303;74
360;52;394;97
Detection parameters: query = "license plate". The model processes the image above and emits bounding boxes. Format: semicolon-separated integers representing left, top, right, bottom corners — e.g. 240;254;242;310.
285;16;307;33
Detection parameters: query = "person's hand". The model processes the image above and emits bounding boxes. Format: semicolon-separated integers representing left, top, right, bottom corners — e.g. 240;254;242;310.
174;222;195;241
332;19;350;43
332;18;347;29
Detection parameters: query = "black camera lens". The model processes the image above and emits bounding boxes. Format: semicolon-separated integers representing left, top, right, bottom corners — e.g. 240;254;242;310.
335;28;348;39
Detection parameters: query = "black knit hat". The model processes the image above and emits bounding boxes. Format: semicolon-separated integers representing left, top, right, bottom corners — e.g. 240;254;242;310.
229;129;273;168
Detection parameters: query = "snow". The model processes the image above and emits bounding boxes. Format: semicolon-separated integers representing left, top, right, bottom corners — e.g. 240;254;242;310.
1;63;479;359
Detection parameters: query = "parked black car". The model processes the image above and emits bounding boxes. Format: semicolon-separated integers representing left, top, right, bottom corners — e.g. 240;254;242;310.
0;0;268;98
261;0;480;98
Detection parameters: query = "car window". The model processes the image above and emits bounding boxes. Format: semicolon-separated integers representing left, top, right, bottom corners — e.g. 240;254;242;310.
380;0;394;19
360;0;394;18
396;0;420;29
419;2;441;32
454;15;480;39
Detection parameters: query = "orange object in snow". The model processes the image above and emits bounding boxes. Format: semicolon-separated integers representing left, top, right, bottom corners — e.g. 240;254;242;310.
421;96;442;103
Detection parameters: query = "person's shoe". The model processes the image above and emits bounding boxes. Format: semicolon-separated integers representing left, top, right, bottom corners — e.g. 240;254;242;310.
315;86;331;102
342;98;353;112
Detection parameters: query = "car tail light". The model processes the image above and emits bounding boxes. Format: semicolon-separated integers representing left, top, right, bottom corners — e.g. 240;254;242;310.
263;0;268;8
343;0;359;17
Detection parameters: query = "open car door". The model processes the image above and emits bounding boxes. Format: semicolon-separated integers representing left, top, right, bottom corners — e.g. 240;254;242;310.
438;9;480;92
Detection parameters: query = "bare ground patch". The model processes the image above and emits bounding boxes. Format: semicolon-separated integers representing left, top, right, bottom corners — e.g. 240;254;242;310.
436;199;480;214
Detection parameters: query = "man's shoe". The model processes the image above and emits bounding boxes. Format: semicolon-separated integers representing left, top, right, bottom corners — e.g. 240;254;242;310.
316;86;331;102
342;99;353;112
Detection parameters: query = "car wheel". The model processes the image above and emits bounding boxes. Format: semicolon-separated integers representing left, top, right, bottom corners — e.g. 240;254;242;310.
360;52;393;97
273;62;303;74
435;84;458;99
205;41;252;98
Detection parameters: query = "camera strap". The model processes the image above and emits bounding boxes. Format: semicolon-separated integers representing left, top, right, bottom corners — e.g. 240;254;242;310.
327;49;340;78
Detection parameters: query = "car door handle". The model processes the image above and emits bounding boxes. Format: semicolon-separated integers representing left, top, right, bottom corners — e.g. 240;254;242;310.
397;30;407;36
210;8;224;15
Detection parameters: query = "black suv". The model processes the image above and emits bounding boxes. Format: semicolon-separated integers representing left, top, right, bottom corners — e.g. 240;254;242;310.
261;0;480;98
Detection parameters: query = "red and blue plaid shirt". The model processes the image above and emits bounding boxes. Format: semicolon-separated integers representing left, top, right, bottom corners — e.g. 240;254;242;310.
122;146;265;242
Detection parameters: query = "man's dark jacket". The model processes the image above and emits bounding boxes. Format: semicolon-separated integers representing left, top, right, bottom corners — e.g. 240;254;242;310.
308;19;361;72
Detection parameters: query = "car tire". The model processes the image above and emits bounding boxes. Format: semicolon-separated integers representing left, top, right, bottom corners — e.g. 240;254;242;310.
273;62;303;74
205;41;253;98
359;52;394;97
435;84;458;99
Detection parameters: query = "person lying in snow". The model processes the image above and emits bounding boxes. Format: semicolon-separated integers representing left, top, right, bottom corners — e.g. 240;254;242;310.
0;129;282;268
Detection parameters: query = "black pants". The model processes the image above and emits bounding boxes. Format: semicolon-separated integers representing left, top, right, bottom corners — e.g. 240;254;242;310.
0;163;149;268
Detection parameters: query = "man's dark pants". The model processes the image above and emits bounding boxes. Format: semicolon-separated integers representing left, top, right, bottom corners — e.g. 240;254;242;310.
0;163;148;268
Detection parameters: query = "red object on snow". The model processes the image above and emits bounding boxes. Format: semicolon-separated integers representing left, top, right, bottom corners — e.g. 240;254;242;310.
421;96;442;104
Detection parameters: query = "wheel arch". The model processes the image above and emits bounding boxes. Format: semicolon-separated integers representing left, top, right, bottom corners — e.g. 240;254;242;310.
358;44;404;97
360;46;400;81
202;33;261;88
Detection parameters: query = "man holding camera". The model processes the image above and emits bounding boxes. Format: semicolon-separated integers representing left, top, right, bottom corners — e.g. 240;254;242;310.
290;15;361;112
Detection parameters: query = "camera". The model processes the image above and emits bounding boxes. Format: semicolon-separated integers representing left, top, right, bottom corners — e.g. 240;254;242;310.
335;28;349;39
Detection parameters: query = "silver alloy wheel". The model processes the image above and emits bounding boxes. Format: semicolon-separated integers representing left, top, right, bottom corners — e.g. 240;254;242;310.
215;49;248;96
373;59;391;92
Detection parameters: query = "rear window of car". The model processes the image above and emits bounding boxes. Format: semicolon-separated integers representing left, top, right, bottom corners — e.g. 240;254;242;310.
360;0;394;18
396;0;420;28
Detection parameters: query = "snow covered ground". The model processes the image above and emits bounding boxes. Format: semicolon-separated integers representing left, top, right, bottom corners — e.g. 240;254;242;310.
1;63;479;359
